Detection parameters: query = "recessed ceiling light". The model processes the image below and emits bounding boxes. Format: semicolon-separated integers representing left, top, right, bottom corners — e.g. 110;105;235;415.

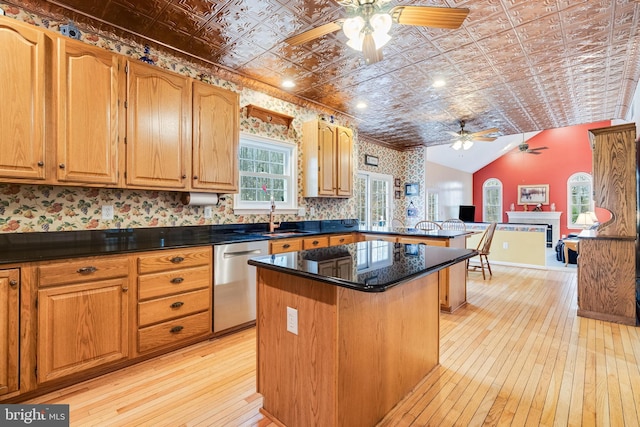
432;79;446;88
282;79;295;88
356;101;367;109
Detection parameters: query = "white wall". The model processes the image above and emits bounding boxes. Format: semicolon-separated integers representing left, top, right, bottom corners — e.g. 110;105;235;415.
425;161;473;220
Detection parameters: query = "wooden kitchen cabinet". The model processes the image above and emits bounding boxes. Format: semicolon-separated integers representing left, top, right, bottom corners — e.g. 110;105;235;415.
270;238;302;254
56;37;123;186
302;119;353;197
36;256;130;384
135;247;212;354
126;60;191;190
0;269;19;396
192;81;239;192
0;16;50;182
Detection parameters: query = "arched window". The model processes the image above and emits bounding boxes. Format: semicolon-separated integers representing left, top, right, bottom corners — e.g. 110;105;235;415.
483;178;502;222
567;172;593;228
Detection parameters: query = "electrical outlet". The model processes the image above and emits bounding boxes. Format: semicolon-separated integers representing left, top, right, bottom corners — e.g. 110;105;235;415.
286;306;298;335
204;206;213;219
102;205;114;220
298;207;306;217
503;242;509;249
310;207;316;216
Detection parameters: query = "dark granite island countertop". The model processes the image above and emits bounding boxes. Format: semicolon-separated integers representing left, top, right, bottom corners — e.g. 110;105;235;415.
248;240;476;292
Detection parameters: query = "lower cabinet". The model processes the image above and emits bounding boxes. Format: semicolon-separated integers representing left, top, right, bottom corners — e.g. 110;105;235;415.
1;269;19;396
36;256;130;384
135;247;212;355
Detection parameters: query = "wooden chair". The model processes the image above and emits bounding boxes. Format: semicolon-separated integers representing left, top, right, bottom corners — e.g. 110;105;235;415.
467;222;497;280
441;218;466;231
414;220;442;231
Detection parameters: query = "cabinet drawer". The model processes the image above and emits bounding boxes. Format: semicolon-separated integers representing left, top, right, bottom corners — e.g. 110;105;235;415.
270;239;302;254
37;256;128;287
138;265;210;300
138;311;211;354
137;247;211;274
329;234;354;246
138;288;210;327
303;236;329;250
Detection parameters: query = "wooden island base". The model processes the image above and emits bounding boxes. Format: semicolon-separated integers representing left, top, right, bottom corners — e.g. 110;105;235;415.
256;268;440;427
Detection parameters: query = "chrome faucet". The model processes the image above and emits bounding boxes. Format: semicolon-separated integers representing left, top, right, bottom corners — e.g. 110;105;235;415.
269;198;280;232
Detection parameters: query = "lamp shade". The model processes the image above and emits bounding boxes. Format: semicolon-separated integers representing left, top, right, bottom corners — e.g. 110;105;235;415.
575;211;597;228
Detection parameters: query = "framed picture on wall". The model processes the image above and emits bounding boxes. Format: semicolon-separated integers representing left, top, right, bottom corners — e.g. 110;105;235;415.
405;183;419;196
517;184;549;205
395;190;401;199
394;178;401;188
364;154;379;166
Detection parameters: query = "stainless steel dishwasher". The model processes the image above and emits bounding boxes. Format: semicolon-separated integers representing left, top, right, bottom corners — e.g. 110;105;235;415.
213;240;269;334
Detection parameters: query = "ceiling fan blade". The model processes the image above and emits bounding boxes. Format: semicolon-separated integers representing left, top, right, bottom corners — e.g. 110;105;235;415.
390;6;470;29
446;131;462;137
284;21;342;46
362;33;383;65
530;146;549;151
470;127;499;137
527;150;542;155
472;136;497;142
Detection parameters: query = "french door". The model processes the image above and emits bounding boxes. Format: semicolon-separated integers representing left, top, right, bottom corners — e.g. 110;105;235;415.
356;172;393;228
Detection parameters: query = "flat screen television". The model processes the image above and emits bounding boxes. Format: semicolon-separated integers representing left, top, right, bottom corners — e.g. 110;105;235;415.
458;205;475;222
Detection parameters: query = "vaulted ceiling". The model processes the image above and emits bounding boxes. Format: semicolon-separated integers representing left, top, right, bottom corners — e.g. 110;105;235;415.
7;0;640;150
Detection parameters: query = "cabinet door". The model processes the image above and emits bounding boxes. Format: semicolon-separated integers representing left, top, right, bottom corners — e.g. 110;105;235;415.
317;122;337;196
37;278;129;383
126;61;191;189
336;126;353;196
0;17;48;181
192;81;239;192
0;269;19;395
56;38;121;185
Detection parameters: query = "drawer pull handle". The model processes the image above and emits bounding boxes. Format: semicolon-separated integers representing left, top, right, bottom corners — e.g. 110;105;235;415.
170;256;185;264
170;277;184;284
77;266;97;274
283;244;290;249
170;301;184;309
339;238;345;242
9;280;18;287
170;326;184;334
312;240;319;245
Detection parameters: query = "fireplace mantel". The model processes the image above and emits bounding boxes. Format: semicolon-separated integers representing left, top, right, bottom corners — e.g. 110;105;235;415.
506;211;563;247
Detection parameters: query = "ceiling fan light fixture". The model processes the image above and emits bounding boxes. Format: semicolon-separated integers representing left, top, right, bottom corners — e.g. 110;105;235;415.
370;13;392;49
343;16;365;51
462;140;474;150
452;140;462;150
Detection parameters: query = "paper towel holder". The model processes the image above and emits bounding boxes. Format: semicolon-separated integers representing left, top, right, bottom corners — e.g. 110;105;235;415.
180;192;220;206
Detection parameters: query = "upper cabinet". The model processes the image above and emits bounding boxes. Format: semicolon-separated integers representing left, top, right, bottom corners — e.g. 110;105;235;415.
0;16;49;182
56;38;123;186
303;120;353;197
126;60;191;190
192;81;239;193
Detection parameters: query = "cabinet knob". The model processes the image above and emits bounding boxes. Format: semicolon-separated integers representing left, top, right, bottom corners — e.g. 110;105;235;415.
312;240;319;245
339;238;345;243
182;174;187;179
193;175;198;180
170;277;184;284
77;266;97;274
170;301;184;309
59;163;66;169
170;256;184;264
283;244;290;249
37;161;44;167
122;286;129;292
9;280;18;287
170;325;184;334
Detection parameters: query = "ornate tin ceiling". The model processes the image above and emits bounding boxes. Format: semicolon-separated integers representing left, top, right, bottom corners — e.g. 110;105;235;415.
7;0;640;150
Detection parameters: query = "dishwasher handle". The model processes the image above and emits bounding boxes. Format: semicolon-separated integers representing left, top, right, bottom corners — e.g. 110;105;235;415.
223;249;264;258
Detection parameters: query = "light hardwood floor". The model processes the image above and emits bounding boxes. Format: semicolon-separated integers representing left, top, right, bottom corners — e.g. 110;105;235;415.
27;265;640;426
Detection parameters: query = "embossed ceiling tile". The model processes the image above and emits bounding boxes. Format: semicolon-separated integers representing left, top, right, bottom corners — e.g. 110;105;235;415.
465;13;513;41
206;4;260;41
197;20;233;46
427;27;475;54
111;0;169;18
252;5;300;38
101;2;157;35
145;23;193;52
502;0;559;25
172;0;225;17
157;4;207;36
277;0;341;25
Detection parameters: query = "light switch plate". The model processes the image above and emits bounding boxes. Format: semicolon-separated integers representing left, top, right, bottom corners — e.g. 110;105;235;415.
286;306;298;335
102;205;114;220
204;206;213;219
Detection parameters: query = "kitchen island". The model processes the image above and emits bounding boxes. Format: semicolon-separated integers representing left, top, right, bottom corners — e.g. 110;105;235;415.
248;241;475;427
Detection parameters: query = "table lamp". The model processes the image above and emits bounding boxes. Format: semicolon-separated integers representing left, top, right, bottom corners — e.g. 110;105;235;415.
575;211;597;229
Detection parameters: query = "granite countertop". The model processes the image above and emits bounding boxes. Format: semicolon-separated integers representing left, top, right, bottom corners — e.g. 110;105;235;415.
359;226;472;239
0;220;478;265
248;241;476;293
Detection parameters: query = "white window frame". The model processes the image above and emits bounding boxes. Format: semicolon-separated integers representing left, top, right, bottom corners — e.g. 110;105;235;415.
567;172;594;229
356;171;394;228
483;178;503;222
233;132;298;214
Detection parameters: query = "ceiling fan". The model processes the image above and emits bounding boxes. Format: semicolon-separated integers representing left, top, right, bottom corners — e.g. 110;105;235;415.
447;120;499;150
518;136;548;155
283;0;469;65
